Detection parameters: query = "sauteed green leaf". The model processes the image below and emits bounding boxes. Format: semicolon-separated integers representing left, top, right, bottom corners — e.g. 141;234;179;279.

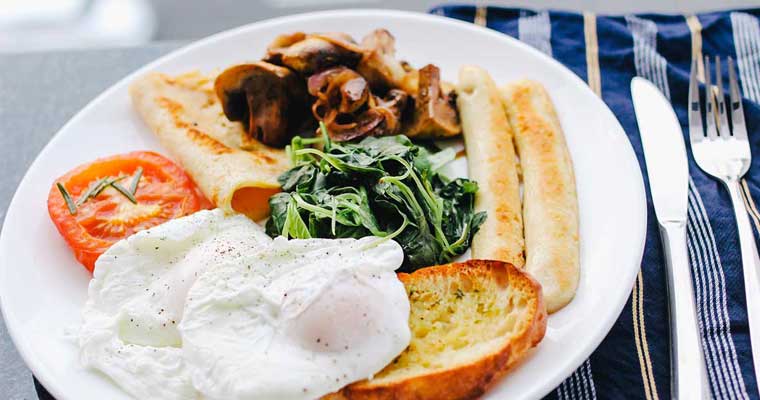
266;124;486;271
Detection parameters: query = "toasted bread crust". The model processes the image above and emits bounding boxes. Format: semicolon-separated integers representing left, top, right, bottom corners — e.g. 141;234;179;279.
326;260;547;400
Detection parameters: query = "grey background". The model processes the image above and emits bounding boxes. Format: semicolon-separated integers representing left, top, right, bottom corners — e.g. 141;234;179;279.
150;0;760;41
0;44;181;400
3;0;760;399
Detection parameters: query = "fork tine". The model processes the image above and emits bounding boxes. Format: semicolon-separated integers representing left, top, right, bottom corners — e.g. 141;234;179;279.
689;57;705;143
714;56;731;138
704;56;719;140
728;56;748;141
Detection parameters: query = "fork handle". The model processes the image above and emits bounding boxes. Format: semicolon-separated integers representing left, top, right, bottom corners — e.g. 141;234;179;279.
726;179;760;397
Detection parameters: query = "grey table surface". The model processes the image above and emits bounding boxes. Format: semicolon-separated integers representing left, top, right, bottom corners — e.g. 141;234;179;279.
0;42;182;400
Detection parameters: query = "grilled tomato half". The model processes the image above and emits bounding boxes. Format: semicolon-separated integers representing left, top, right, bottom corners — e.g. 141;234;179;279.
47;151;211;271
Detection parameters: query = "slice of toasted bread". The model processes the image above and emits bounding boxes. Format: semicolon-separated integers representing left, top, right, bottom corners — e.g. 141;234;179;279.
326;259;547;400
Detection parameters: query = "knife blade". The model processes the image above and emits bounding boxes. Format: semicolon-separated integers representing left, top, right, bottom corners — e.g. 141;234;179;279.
631;77;710;400
632;78;689;223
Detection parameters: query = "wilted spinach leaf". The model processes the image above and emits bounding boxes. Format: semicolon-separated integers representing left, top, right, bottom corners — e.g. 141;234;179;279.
266;124;486;271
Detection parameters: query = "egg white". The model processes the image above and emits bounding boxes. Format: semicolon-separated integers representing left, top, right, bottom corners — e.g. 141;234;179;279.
78;209;411;400
179;236;411;400
79;209;271;400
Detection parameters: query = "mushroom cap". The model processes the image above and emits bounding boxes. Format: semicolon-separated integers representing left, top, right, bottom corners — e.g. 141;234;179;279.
406;64;461;137
372;89;409;135
214;62;289;120
265;32;364;75
307;66;408;142
308;67;370;115
356;29;417;93
214;61;309;147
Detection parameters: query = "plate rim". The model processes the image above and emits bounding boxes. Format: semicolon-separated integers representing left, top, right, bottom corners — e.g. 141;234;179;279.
0;8;648;400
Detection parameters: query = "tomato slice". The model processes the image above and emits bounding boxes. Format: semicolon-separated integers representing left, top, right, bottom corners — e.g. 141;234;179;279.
47;151;211;272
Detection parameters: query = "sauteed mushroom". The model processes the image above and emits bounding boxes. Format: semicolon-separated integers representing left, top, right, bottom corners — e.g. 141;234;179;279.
370;89;408;135
406;64;461;137
265;32;364;75
308;67;370;115
215;61;309;147
357;29;417;93
307;66;408;141
215;30;461;145
327;90;409;141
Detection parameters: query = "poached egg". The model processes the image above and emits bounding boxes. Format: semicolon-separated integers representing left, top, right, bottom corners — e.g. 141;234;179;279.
180;236;410;399
78;209;410;400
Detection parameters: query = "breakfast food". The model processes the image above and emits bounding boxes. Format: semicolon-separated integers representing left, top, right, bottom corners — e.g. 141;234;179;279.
79;209;411;400
267;131;485;270
78;210;270;400
214;61;311;147
47;151;209;271
40;28;583;400
130;71;290;220
456;66;525;268
214;29;459;146
327;259;547;400
500;80;580;313
181;235;410;399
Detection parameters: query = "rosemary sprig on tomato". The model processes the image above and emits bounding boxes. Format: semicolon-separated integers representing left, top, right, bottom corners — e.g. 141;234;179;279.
47;151;211;272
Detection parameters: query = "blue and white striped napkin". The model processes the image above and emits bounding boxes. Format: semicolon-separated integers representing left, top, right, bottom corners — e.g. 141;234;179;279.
431;5;760;400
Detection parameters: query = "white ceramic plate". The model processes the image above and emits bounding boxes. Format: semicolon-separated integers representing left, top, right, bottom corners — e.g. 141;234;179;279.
0;9;647;400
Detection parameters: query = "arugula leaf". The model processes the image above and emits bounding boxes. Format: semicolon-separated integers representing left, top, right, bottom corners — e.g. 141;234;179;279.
414;145;455;173
281;197;311;239
265;193;291;236
268;133;486;271
278;165;316;192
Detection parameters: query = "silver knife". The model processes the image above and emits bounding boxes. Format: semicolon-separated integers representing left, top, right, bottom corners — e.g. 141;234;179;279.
631;77;711;400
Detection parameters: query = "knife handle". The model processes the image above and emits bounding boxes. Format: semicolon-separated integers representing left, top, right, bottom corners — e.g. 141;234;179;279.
659;221;711;400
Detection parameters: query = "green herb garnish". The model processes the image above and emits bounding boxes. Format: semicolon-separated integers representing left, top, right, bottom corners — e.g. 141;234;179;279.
129;167;143;195
75;176;127;206
111;182;137;204
75;178;102;206
266;129;486;272
77;177;107;206
92;177;122;198
57;182;77;215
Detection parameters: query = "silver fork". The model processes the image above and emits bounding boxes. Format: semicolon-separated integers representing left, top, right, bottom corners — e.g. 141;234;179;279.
689;55;760;394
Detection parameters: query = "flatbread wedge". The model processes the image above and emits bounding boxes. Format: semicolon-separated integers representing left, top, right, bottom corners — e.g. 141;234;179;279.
326;259;547;400
130;71;290;221
500;80;579;313
456;66;525;268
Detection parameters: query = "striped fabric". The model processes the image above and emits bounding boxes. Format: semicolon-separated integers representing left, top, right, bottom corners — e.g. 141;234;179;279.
431;5;760;400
